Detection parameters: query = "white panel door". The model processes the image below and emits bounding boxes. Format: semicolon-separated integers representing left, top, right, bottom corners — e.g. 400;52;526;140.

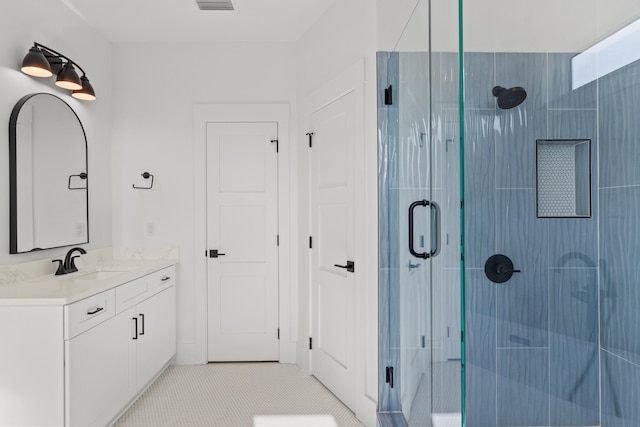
207;122;279;361
311;91;356;410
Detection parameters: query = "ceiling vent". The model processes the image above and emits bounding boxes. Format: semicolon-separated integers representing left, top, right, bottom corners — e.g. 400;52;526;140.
196;0;235;11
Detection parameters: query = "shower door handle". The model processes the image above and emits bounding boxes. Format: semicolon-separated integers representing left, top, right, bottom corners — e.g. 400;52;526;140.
409;200;441;259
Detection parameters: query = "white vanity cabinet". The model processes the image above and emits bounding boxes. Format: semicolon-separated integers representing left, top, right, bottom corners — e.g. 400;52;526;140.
0;264;176;427
65;266;176;427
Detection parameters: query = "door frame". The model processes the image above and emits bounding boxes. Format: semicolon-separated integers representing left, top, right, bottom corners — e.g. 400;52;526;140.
193;104;295;364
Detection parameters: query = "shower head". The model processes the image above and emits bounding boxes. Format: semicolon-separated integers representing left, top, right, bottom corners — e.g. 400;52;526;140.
492;85;527;109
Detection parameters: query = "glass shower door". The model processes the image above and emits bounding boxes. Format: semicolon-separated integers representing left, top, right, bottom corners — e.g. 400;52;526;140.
378;0;462;425
381;1;640;426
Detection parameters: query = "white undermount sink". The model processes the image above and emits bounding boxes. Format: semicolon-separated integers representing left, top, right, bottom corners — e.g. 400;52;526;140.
75;271;125;281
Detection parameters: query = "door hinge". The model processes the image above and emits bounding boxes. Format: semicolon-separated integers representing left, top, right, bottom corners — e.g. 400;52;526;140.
309;337;313;350
306;132;314;147
385;366;394;388
309;236;312;249
277;235;280;246
461;330;465;343
384;85;393;105
277;328;280;340
271;139;279;153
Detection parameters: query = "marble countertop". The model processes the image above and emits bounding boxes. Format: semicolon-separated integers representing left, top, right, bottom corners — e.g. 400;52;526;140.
0;247;179;306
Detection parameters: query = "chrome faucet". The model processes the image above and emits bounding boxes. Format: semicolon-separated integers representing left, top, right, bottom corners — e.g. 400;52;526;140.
52;247;87;275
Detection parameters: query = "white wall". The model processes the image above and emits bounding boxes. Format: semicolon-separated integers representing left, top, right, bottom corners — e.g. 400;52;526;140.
110;42;297;364
465;0;640;52
0;0;113;266
383;0;640;54
376;0;422;51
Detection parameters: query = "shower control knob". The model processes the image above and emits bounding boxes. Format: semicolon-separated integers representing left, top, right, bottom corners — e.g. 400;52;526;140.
485;254;521;283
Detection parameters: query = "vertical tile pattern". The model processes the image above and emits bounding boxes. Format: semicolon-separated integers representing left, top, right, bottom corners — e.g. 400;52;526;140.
465;51;601;427
463;111;496;269
546;111;598;269
599;57;640;427
599;59;640;188
496;349;549;426
547;53;597;109
495;53;548;189
376;48;640;427
464;270;497;427
601;351;640;427
439;52;460;111
549;269;599;425
398;53;430;191
600;187;640;366
397;52;430;421
464;52;496;109
496;189;548;348
463;52;497;272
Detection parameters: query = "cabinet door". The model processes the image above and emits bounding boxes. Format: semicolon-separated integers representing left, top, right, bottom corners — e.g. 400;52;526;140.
65;307;136;427
135;286;176;388
0;306;63;426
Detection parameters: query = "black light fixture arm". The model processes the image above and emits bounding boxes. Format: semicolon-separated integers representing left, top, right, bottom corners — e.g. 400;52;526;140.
32;42;87;76
22;41;96;100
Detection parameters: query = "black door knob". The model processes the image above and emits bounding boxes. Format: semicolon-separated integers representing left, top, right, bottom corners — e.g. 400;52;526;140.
209;250;226;258
334;260;355;273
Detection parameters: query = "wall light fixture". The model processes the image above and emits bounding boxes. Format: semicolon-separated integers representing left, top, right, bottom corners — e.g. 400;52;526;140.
20;42;96;101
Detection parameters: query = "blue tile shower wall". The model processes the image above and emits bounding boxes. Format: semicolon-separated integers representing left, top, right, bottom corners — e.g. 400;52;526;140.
599;58;640;426
549;268;599;425
463;52;600;426
379;50;640;426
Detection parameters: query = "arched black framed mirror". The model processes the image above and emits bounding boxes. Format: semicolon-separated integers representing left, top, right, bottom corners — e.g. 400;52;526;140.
9;93;89;253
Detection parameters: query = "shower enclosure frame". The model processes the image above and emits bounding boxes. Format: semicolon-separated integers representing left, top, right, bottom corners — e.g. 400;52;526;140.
378;0;639;425
378;0;466;424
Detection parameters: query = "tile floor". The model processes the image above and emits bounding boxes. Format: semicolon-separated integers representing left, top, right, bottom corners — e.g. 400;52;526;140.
115;362;364;427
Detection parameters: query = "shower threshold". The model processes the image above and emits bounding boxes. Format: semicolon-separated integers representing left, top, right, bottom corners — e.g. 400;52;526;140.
431;413;461;427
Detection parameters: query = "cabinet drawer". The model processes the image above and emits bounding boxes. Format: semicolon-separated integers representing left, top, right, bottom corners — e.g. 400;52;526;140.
150;266;175;293
64;290;115;340
115;276;149;313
